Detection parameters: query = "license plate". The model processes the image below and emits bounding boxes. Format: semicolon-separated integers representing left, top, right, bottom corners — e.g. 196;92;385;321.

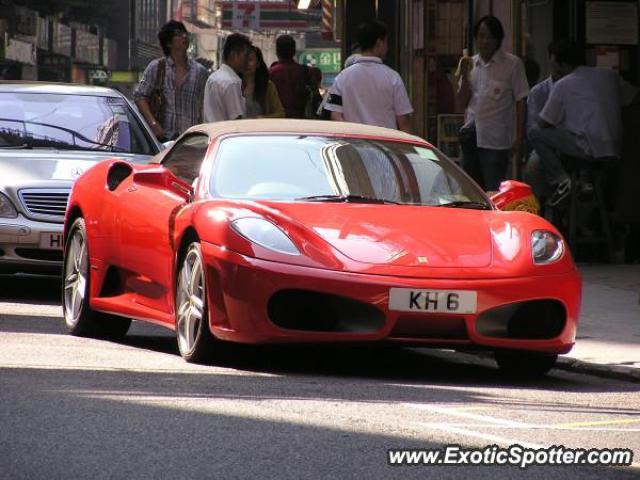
39;232;63;251
389;288;477;314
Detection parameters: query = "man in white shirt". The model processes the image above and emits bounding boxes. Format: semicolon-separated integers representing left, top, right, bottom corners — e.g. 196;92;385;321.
456;15;529;191
203;33;252;123
524;40;574;202
528;41;638;205
324;21;413;133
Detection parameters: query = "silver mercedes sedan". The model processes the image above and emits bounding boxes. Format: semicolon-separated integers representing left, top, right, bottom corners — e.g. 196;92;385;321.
0;82;161;274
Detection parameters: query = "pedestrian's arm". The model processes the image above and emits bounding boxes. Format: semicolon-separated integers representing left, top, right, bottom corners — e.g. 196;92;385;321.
512;59;530;140
222;83;245;120
392;76;414;133
618;75;640;106
135;98;165;138
538;86;563;129
455;74;473;111
133;61;166;139
323;77;344;121
515;99;526;145
396;115;413;134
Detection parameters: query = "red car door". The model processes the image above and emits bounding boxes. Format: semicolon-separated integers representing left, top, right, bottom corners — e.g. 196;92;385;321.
116;133;210;317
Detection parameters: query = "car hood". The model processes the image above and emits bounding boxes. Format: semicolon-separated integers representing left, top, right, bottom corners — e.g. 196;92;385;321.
0;150;151;187
267;203;494;268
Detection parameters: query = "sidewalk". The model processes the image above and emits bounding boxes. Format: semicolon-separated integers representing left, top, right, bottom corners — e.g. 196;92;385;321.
557;263;640;381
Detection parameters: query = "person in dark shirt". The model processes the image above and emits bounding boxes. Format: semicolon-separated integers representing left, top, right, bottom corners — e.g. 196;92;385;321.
269;35;311;119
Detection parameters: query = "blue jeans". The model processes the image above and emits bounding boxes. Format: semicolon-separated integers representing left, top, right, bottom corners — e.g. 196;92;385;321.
527;126;587;187
459;124;510;191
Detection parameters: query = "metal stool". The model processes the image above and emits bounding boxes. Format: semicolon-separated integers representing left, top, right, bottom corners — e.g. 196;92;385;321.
564;156;616;261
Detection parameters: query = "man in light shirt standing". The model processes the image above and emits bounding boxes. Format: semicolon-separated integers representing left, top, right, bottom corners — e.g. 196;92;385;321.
203;33;252;123
324;21;413;133
528;41;638;206
456;15;529;191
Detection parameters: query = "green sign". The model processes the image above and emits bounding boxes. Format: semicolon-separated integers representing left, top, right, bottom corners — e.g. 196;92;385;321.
298;49;341;74
110;71;139;83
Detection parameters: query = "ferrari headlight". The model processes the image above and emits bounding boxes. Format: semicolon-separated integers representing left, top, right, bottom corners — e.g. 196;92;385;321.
231;217;300;255
0;192;18;218
531;230;564;264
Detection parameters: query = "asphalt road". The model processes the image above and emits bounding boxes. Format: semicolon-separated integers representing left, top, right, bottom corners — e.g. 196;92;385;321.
1;274;639;480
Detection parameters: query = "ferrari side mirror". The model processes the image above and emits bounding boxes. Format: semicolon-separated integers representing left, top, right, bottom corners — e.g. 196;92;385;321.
490;180;540;215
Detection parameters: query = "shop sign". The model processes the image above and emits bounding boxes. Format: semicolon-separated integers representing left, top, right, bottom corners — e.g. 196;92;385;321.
53;23;72;56
298;49;341;73
103;37;118;70
231;2;260;30
586;1;639;45
37;16;50;50
110;71;138;83
88;69;109;81
75;30;99;64
39;53;71;68
221;2;319;30
5;35;37;65
15;7;38;37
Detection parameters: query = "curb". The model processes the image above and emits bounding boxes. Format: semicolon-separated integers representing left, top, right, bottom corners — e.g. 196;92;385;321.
556;356;640;383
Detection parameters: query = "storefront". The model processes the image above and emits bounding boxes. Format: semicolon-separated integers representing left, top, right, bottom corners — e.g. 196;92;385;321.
336;0;640;262
0;6;39;81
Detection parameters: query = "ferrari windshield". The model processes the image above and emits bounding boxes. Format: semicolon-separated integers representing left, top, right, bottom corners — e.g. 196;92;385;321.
0;92;155;154
211;135;490;208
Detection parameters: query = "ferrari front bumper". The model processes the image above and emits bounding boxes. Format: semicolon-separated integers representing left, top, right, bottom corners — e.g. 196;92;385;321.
201;241;581;354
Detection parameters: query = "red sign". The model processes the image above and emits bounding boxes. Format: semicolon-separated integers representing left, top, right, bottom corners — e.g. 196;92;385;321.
221;2;320;30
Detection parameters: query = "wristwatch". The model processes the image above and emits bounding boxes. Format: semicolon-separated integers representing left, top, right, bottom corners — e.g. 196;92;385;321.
150;120;158;126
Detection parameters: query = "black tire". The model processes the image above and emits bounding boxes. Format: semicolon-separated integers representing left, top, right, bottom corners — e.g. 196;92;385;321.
494;350;558;378
175;242;215;363
62;218;131;339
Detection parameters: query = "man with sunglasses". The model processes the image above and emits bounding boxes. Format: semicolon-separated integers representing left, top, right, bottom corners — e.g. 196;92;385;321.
134;20;208;141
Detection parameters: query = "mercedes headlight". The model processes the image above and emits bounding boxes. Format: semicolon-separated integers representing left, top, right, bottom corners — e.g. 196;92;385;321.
531;230;564;264
0;192;18;218
231;217;300;255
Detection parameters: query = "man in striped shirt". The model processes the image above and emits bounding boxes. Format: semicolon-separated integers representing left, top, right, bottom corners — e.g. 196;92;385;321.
134;21;208;141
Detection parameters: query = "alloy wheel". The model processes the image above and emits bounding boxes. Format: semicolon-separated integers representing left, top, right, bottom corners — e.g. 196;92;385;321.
176;245;206;356
63;228;88;329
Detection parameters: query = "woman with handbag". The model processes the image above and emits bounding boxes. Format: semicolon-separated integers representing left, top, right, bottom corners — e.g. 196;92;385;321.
133;20;209;141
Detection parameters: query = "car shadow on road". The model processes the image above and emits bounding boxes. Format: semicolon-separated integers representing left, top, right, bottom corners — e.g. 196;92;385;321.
3;366;638;480
0;273;61;305
121;325;640;395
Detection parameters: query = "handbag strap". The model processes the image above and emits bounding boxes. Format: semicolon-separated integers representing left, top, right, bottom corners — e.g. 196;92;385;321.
155;58;166;90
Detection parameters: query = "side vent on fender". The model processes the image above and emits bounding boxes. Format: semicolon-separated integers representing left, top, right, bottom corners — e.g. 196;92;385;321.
107;162;133;191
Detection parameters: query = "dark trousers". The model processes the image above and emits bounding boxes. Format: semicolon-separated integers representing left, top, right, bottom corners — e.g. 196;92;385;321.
459;124;510;191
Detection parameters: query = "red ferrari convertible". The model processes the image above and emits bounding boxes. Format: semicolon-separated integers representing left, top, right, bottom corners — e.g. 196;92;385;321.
62;120;581;376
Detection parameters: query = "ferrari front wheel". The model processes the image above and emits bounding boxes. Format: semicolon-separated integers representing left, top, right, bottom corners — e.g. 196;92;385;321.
176;242;215;363
494;350;558;378
63;218;131;339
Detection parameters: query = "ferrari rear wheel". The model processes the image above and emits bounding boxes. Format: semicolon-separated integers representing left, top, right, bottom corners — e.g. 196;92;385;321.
63;218;131;339
494;350;558;378
176;242;215;363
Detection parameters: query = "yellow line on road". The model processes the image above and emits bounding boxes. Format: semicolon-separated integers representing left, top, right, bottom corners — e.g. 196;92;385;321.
554;418;640;428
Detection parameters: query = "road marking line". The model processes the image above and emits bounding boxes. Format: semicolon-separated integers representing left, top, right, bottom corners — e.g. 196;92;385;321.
553;418;640;428
418;423;545;449
419;422;640;432
407;403;529;428
408;402;640;465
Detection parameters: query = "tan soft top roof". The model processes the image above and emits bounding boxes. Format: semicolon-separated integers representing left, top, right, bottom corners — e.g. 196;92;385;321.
186;119;430;145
